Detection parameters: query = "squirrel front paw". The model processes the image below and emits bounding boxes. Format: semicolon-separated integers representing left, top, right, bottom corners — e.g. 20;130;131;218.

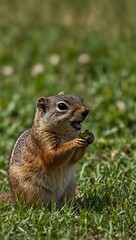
76;131;94;148
86;132;94;144
75;138;88;148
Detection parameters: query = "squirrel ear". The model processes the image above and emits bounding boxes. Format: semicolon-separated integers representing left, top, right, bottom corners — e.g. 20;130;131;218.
37;97;48;113
58;91;65;96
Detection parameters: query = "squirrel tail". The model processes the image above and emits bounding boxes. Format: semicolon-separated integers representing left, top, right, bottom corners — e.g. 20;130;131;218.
0;192;11;203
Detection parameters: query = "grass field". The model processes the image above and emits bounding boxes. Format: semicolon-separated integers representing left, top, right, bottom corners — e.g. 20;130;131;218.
0;0;136;239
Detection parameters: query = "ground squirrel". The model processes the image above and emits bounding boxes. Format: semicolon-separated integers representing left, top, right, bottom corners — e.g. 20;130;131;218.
0;92;94;207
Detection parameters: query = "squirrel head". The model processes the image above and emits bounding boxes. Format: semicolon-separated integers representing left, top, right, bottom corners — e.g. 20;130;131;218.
34;92;89;135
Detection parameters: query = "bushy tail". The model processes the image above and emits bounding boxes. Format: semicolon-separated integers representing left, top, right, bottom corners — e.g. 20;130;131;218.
0;192;11;202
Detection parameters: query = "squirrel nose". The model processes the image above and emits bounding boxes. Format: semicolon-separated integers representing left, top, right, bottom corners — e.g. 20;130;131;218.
81;109;89;118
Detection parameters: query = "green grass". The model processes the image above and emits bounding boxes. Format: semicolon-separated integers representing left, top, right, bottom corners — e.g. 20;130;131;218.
0;0;136;239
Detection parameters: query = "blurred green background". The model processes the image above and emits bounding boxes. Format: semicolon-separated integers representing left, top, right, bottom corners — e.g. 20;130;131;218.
0;0;136;183
0;0;136;182
0;0;136;149
0;1;136;239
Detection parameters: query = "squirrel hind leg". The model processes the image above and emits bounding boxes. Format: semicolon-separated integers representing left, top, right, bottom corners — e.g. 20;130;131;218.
0;192;12;203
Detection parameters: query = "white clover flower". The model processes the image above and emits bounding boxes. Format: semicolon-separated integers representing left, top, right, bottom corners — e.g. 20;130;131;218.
49;54;60;65
116;101;126;112
1;65;14;76
77;53;91;64
31;63;44;77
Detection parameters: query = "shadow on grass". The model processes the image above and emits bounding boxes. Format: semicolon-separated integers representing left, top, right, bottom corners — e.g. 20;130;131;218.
75;190;112;212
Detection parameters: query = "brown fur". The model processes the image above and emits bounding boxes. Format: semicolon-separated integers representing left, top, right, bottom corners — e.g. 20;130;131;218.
0;192;11;202
1;92;94;207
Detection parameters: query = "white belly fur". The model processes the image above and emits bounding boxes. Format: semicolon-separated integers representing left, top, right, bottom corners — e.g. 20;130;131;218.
42;165;76;201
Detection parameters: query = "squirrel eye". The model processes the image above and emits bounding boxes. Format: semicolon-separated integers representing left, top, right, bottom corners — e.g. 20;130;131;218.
57;102;68;111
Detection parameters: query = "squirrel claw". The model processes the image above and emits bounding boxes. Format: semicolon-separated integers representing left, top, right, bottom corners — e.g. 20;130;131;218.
86;132;94;144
